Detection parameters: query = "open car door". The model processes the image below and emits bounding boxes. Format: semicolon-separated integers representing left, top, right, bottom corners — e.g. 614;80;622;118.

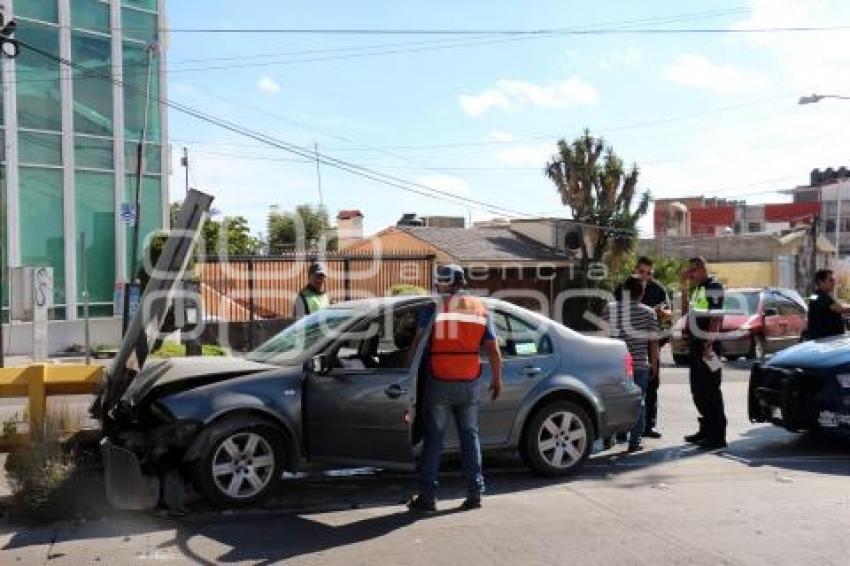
305;305;424;470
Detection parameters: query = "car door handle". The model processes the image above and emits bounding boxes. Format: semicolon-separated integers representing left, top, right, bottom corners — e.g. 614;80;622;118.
521;366;542;377
385;383;408;398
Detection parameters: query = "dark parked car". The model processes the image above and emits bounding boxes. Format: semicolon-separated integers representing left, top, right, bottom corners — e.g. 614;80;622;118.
101;296;641;508
749;335;850;434
670;288;807;365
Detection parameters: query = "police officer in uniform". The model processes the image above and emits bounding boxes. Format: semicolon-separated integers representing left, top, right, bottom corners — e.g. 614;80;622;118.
680;257;727;450
407;265;503;513
806;269;850;340
293;262;329;319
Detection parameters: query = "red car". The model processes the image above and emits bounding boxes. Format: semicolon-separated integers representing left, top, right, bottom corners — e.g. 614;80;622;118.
670;288;808;365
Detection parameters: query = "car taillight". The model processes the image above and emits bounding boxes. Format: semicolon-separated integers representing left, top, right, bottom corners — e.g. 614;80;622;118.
624;352;634;380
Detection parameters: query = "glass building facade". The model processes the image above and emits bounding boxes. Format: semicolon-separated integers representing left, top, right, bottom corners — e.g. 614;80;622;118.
2;0;169;321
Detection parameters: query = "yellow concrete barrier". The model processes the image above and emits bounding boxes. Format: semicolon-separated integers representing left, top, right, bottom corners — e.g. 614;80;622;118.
0;364;103;451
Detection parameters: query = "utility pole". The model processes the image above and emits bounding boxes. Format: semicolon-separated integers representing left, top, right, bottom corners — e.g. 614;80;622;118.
123;41;158;334
0;12;19;368
181;146;189;200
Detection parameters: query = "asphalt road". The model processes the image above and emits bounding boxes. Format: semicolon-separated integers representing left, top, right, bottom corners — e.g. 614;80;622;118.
2;351;850;565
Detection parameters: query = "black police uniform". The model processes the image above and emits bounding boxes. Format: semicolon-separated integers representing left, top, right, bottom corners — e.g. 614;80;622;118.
687;276;727;443
807;291;845;340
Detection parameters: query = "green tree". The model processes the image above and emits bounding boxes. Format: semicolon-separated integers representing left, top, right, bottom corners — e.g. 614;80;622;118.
267;204;338;254
545;130;650;327
170;202;260;257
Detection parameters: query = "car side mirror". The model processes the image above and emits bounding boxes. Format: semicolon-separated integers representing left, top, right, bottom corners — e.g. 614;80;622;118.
763;307;779;317
310;354;331;375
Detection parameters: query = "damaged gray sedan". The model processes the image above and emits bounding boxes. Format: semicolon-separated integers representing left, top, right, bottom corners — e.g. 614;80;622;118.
99;296;640;509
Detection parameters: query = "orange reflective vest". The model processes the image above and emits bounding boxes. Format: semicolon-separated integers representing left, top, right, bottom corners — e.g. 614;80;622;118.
429;295;489;381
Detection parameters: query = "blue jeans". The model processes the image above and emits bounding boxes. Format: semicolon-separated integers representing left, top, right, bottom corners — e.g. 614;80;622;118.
420;377;484;501
630;368;650;448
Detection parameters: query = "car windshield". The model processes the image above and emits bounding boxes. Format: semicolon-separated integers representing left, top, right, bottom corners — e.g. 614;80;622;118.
724;291;760;315
246;308;359;364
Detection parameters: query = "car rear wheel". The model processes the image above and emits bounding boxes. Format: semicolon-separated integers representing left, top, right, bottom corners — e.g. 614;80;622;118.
194;421;285;508
523;400;593;477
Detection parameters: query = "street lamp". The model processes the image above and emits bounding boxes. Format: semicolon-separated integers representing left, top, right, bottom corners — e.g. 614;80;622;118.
799;92;850;258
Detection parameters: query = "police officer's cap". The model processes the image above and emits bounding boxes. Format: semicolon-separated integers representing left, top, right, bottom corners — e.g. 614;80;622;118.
435;264;466;286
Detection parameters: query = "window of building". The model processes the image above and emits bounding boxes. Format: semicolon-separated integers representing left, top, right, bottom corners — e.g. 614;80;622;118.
19;130;62;166
122;0;158;12
124;174;162;276
76;171;115;306
122;42;161;142
72;31;114;136
19;167;65;308
14;0;59;23
748;222;761;233
16;20;62;131
75;135;114;169
125;141;161;174
122;7;158;43
71;0;111;34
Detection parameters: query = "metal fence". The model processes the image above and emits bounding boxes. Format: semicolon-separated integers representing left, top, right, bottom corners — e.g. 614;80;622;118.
197;253;436;322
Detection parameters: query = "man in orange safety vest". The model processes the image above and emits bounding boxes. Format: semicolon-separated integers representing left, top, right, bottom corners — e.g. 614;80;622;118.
407;264;503;513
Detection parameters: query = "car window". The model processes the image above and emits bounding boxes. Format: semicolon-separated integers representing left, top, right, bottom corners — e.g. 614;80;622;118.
332;308;418;372
777;295;805;317
247;308;358;364
493;311;553;358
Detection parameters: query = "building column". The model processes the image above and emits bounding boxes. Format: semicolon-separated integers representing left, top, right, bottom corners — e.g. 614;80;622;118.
111;0;127;284
58;0;77;320
2;0;20;270
159;0;170;229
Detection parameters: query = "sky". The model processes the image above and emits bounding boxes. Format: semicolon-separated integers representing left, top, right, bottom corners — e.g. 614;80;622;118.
163;0;850;239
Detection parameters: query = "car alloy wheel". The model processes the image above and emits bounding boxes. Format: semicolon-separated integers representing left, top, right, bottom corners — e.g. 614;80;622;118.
211;431;276;500
536;410;588;469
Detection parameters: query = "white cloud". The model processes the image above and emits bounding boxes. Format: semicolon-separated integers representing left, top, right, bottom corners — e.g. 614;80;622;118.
458;76;598;116
458;89;511;117
495;144;553;166
598;47;643;71
486;130;514;143
417;175;471;195
661;54;768;95
256;76;281;95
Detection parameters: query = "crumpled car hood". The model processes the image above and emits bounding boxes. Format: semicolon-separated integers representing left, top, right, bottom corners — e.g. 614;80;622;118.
769;335;850;370
121;356;278;406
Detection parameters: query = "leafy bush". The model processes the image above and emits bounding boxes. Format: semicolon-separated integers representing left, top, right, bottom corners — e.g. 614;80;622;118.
390;284;427;296
151;341;229;358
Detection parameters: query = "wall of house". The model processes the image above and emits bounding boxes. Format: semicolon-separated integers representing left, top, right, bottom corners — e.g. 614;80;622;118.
509;221;556;248
710;262;777;288
344;228;452;262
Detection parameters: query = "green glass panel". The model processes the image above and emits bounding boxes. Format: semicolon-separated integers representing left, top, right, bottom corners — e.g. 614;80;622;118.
123;0;157;11
122;7;157;43
19;130;62;166
125;141;161;175
14;0;58;23
19;167;65;306
76;171;115;303
16;21;62;131
76;135;114;169
124;174;162;277
72;31;113;135
71;0;111;33
123;42;161;142
1;164;7;320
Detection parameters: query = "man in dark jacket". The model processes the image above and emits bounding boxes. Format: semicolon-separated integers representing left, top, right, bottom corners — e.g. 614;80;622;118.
807;269;850;340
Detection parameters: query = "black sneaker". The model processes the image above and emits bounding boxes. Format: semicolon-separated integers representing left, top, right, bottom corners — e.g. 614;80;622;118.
697;439;727;451
643;429;662;439
684;431;707;444
407;496;437;513
627;444;644;454
460;496;482;511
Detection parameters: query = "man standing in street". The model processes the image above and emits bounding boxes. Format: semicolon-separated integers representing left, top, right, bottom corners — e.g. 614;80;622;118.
620;257;671;438
293;262;329;319
407;264;503;513
680;257;727;450
603;275;660;453
806;269;850;340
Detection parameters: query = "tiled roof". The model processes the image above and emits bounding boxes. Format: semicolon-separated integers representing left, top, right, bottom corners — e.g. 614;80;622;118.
399;226;568;262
